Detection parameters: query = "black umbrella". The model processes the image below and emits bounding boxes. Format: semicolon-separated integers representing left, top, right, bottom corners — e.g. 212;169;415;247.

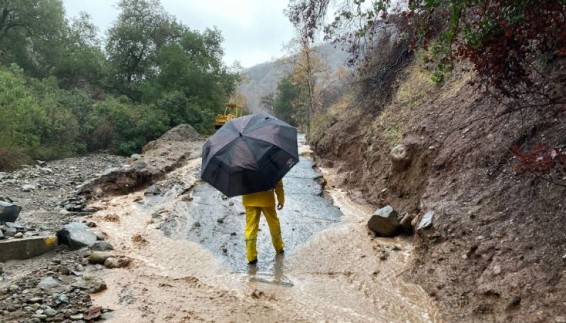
200;113;299;197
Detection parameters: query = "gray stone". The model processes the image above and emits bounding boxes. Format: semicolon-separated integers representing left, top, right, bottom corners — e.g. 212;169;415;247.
56;222;97;250
39;167;53;175
73;276;107;293
0;229;4;239
367;205;400;237
89;251;113;264
104;256;132;269
54;293;69;305
3;226;17;237
417;211;434;230
390;144;412;171
70;313;84;320
92;230;105;241
0;201;22;223
37;277;62;289
14;232;23;238
44;308;57;317
144;184;161;196
57;266;70;275
90;241;114;251
21;184;36;192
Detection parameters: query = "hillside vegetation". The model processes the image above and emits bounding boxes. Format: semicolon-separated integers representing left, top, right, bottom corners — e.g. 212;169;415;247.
0;0;238;170
284;0;566;321
238;43;349;113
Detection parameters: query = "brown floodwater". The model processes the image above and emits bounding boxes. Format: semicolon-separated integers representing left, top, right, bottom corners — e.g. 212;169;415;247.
89;138;442;322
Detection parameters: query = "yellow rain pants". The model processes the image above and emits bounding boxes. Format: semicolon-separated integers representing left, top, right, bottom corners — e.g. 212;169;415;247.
242;180;285;262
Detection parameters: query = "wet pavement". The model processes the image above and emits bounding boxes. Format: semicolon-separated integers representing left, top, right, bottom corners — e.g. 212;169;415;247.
161;152;343;273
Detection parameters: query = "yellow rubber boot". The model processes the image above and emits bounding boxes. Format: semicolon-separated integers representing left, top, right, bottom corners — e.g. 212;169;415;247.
244;207;261;262
262;206;285;253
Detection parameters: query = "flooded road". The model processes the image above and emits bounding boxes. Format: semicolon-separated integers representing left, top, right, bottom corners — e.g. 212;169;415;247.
160;140;342;273
89;136;442;322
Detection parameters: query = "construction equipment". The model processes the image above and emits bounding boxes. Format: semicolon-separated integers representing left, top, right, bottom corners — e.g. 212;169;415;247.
214;103;243;129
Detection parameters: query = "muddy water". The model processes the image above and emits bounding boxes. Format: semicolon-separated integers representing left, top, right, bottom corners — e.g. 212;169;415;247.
89;137;442;322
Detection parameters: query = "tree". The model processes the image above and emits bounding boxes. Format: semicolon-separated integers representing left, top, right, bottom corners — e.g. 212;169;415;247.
260;93;275;113
287;0;566;97
54;12;105;89
105;0;180;98
0;0;67;77
272;75;300;126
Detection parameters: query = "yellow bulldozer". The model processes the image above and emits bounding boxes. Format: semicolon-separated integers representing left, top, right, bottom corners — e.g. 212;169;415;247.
214;103;243;129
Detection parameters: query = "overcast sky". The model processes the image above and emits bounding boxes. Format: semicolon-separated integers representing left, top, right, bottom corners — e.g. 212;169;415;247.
62;0;296;68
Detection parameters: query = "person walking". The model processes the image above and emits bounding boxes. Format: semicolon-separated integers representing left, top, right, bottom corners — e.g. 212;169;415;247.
242;179;285;265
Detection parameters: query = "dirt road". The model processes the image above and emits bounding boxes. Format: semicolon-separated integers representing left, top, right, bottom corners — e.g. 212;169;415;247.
88;136;441;322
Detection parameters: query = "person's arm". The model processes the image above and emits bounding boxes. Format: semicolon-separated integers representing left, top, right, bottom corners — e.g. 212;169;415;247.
275;180;284;210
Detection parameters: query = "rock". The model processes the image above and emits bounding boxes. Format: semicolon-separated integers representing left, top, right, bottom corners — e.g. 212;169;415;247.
555;316;566;323
144;184;161;196
92;230;106;240
37;277;62;289
61;195;87;212
56;222;98;249
39;167;53;175
399;213;414;233
0;229;4;239
90;241;114;251
390;144;412;171
22;184;36;192
3;226;17;237
417;211;434;231
104;256;132;269
14;232;23;238
56;266;70;275
367;205;400;237
89;251;113;264
493;265;502;275
0;201;22;223
52;293;69;307
84;306;102;320
130;153;142;160
74;276;107;293
70;313;84;320
44;308;57;317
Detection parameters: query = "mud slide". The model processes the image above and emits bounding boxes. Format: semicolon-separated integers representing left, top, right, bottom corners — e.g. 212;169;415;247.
88;138;441;322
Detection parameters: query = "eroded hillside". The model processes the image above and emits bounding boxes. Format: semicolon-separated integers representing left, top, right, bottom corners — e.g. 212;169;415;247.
311;57;566;322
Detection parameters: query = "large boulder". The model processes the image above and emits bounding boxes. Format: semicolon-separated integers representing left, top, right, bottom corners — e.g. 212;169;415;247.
57;222;98;250
0;201;22;223
367;205;401;237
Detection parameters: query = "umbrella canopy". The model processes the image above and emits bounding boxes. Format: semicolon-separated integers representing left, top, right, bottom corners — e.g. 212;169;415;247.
200;113;299;197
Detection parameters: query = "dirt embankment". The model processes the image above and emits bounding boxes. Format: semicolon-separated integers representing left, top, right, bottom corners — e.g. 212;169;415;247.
311;58;566;322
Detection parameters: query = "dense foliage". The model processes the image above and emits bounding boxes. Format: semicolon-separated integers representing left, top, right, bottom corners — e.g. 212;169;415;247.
271;75;301;126
0;0;239;170
287;0;566;94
